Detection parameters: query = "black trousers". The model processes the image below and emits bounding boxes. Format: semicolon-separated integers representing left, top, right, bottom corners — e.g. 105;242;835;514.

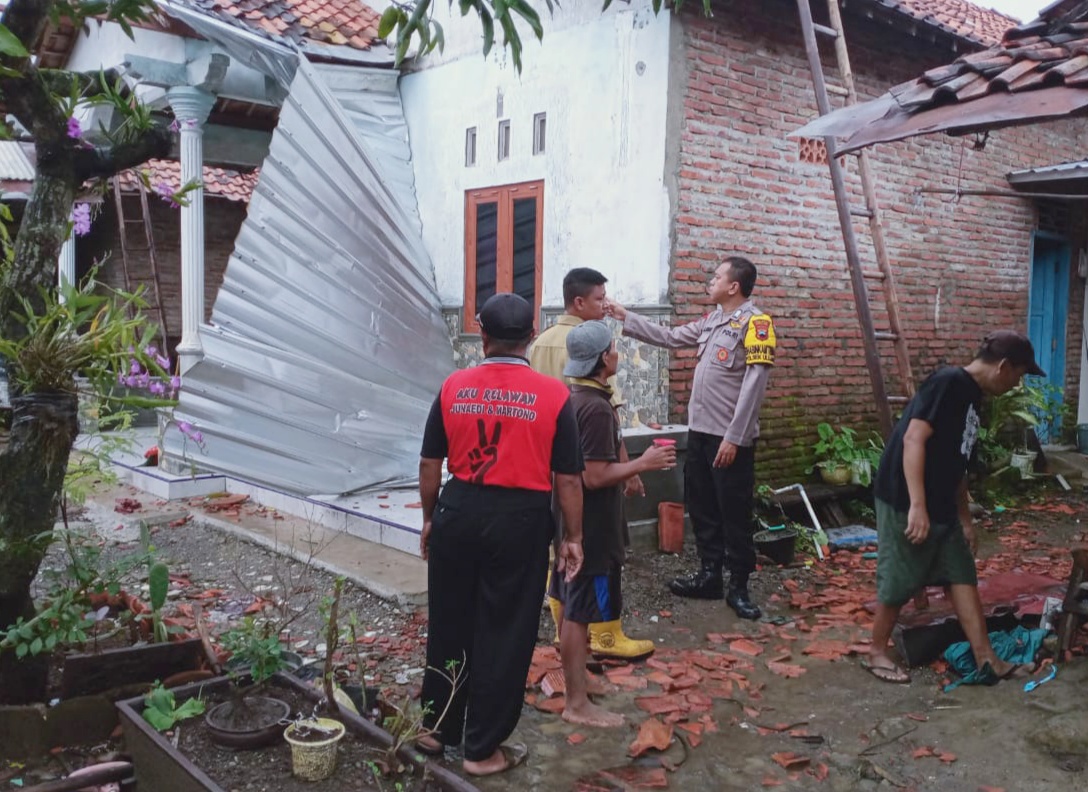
421;480;552;761
685;430;757;578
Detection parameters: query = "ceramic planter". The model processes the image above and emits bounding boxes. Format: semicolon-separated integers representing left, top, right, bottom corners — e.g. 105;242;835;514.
819;465;852;486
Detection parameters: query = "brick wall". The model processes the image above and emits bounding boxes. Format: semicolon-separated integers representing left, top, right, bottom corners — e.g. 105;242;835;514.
670;0;1088;481
79;194;248;359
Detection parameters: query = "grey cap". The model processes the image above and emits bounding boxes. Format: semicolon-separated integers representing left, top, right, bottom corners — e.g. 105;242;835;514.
564;320;613;378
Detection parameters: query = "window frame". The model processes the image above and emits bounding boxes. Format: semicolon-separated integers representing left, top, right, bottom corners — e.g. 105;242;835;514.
465;126;477;167
532;112;546;155
497;119;511;162
463;179;544;335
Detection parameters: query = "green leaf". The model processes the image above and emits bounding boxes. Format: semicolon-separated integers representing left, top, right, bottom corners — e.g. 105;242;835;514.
431;20;445;53
378;5;399;38
45;633;57;651
149;561;169;611
479;6;494;56
174;697;206;720
15;642;28;659
509;0;543;40
0;24;29;58
142;706;175;731
30;637;43;655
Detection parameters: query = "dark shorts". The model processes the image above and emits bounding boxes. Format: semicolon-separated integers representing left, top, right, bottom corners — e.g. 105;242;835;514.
875;498;978;606
548;566;622;625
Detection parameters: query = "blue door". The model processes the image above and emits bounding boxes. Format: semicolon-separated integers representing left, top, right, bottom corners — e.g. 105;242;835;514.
1027;233;1070;442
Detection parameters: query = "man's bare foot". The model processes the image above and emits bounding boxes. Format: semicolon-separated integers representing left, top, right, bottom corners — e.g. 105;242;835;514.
983;658;1031;681
463;743;528;777
562;701;625;728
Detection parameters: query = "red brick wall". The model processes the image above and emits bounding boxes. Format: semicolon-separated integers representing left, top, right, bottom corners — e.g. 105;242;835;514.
79;195;247;359
670;0;1088;480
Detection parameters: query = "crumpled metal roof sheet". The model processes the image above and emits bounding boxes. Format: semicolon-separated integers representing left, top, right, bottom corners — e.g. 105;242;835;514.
0;141;34;180
161;4;453;495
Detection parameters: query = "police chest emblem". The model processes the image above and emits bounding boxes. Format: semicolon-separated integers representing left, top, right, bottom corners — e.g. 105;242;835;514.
717;348;729;362
752;318;771;341
730;321;742;329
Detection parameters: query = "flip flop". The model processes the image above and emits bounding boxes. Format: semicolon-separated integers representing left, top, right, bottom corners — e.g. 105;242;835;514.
862;661;911;684
464;742;529;777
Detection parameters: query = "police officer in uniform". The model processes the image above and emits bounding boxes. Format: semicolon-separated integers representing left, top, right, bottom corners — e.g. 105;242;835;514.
417;293;585;777
610;256;775;620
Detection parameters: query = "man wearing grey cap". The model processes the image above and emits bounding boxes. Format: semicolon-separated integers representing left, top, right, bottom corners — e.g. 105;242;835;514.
548;320;676;727
865;330;1045;685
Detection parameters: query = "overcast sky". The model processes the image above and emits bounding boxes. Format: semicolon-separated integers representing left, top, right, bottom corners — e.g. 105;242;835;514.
980;0;1049;21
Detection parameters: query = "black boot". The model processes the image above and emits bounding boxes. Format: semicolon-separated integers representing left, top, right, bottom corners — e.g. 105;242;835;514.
669;559;724;600
726;576;762;620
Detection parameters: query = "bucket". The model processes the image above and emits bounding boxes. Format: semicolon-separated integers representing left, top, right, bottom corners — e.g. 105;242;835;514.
284;718;346;781
1078;424;1088;454
754;528;797;566
657;501;685;554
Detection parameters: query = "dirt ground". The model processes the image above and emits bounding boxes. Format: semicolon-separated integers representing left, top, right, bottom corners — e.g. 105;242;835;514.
18;480;1088;791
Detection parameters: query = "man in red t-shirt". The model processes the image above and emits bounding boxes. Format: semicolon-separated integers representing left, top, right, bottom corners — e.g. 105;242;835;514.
416;293;585;777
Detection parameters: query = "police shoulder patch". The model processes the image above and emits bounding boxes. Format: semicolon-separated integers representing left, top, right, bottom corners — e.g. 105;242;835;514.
744;313;776;366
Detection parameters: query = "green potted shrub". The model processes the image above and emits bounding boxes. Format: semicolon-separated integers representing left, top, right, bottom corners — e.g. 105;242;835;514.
808;423;882;486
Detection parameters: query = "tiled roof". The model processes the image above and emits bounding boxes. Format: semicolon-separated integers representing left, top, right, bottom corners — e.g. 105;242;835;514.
185;0;382;50
868;0;1021;47
117;160;259;203
888;12;1088;112
0;142;35;181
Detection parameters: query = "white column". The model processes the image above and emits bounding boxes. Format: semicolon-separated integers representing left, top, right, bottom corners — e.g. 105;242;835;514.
167;86;215;373
57;236;75;294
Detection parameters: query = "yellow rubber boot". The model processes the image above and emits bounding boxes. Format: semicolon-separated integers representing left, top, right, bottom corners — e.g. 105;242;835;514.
547;596;564;644
589;619;654;660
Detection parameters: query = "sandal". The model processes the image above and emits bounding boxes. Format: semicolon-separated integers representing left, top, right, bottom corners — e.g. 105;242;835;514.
463;742;529;777
862;660;911;684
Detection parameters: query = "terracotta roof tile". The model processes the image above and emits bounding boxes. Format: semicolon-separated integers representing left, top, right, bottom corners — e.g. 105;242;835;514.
116;160;259;203
880;5;1088;114
184;0;381;51
869;0;1020;47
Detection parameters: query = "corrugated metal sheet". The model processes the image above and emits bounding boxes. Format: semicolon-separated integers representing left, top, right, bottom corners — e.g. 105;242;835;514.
1008;160;1088;178
0;142;34;180
160;4;453;495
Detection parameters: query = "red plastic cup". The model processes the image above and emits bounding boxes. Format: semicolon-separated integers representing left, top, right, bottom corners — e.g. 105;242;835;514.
652;438;677;448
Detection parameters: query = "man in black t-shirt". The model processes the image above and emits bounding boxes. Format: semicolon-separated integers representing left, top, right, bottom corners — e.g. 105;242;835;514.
867;331;1045;685
548;321;676;728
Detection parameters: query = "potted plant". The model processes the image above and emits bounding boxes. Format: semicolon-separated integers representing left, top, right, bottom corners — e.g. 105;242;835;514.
808;423;881;486
203;617;291;749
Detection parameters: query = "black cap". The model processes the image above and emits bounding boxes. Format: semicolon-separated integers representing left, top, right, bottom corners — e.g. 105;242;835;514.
978;330;1046;377
478;293;534;340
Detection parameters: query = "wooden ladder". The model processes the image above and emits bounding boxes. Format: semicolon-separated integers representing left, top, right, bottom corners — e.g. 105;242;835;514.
112;174;170;351
795;0;915;437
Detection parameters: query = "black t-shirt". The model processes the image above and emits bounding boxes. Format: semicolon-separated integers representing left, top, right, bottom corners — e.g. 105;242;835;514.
570;384;625;576
420;394;583;477
874;366;982;523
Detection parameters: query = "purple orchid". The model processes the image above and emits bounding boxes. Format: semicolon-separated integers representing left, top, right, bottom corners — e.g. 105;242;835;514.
71;203;91;237
67;116;82;139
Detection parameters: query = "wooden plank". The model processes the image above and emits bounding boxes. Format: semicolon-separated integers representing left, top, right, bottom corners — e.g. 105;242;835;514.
61;637;204;699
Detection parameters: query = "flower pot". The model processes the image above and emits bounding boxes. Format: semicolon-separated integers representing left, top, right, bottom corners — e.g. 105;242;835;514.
284;718;346;781
204;696;290;750
657;501;685;554
850;459;872;487
754;528;797;566
1010;451;1037;480
819;465;851;486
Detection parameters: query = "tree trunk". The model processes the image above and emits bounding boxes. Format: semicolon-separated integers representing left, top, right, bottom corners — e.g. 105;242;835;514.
0;392;78;703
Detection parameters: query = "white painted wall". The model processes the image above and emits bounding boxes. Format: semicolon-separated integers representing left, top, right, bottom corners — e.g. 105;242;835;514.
399;0;672;308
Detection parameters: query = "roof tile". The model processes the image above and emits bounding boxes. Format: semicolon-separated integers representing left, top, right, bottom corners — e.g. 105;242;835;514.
185;0;382;51
117;160;259;203
877;5;1088;116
